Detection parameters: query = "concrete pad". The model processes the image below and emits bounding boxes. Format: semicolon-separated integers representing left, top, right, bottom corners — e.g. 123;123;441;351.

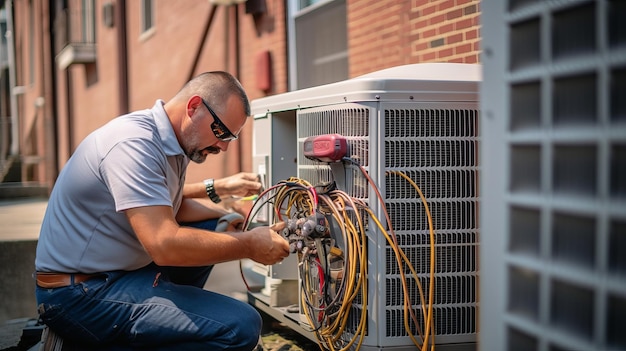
0;240;38;323
0;198;47;323
204;259;266;301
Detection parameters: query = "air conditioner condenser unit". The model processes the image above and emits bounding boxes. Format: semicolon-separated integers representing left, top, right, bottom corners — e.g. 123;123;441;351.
248;63;481;351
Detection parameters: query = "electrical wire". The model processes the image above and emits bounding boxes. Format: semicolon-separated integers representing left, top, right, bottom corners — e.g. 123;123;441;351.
385;170;436;351
343;157;435;348
239;165;437;351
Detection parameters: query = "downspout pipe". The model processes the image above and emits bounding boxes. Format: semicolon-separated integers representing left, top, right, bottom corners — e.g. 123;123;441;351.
187;4;218;82
116;0;128;114
41;0;58;188
234;4;244;172
5;0;18;156
234;4;240;79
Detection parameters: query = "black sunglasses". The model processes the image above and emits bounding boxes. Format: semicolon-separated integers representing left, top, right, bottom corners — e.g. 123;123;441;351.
201;99;238;141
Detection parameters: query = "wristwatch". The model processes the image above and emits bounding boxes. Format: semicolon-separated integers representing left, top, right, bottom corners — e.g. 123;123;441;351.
203;178;221;203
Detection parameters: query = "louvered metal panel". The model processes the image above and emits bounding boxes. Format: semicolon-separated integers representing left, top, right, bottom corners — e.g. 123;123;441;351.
481;1;626;350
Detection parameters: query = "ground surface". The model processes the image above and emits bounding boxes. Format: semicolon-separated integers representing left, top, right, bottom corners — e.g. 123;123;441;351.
0;318;320;351
260;318;320;351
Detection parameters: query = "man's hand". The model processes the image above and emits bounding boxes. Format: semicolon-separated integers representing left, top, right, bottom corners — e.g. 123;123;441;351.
245;222;290;265
214;172;263;198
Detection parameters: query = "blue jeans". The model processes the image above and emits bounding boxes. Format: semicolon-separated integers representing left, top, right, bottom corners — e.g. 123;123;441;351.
35;219;262;350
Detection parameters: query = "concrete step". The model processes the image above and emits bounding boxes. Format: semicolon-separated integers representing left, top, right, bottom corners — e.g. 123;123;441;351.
0;183;48;199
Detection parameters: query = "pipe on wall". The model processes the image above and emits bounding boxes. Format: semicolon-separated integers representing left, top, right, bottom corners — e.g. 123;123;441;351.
5;0;19;156
187;4;218;82
115;0;128;114
40;0;57;190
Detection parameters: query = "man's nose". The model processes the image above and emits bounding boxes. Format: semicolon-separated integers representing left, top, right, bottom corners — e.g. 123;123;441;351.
217;140;229;152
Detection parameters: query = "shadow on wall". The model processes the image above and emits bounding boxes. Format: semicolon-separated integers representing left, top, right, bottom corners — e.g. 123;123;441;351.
0;241;37;323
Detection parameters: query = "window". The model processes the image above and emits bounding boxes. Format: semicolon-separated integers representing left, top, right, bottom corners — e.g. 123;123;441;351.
298;0;326;8
288;0;348;90
141;0;154;33
53;0;96;70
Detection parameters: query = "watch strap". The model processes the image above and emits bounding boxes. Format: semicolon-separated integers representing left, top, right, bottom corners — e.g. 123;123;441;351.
203;178;221;203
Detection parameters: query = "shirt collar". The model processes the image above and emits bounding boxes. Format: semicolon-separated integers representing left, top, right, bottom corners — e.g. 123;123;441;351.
151;99;186;158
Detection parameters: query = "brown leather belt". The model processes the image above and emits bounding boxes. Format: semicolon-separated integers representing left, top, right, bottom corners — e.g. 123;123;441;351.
35;272;104;289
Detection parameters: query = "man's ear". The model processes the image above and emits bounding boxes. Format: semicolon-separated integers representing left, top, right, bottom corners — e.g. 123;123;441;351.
186;95;203;119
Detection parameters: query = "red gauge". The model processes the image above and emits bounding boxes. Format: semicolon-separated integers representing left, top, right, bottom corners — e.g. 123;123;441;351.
303;134;347;163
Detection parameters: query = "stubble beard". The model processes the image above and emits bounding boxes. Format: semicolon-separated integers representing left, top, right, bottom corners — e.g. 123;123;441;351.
187;145;220;163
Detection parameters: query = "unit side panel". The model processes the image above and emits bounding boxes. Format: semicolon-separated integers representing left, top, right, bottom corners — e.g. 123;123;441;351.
253;110;300;189
380;102;480;347
481;1;626;351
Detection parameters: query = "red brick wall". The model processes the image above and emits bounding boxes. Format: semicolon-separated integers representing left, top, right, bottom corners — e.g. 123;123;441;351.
347;0;480;77
66;0;120;148
234;0;289;180
11;0;58;182
126;1;229;111
12;0;480;185
133;1;237;182
238;1;288;101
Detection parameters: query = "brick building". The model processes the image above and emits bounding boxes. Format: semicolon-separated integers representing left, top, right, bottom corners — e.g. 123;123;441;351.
0;0;480;193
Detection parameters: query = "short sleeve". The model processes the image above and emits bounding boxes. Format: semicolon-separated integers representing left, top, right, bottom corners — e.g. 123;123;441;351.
100;138;172;212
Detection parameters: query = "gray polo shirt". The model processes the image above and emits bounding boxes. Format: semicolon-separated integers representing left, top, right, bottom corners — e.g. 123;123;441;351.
36;100;189;273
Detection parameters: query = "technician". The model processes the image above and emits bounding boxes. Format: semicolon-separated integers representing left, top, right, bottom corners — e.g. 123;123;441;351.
34;71;290;350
